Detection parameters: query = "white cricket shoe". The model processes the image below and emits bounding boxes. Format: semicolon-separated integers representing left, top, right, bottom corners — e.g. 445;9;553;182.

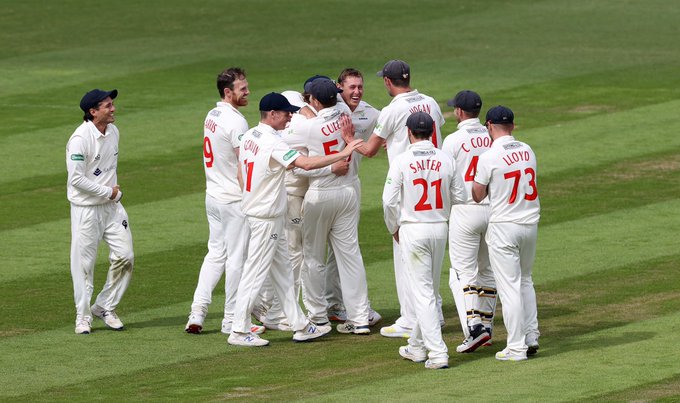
292;322;331;342
75;316;91;335
185;311;206;334
456;324;491;353
262;320;293;331
251;304;268;324
425;359;450;369
336;322;370;335
228;332;270;347
91;305;124;330
380;324;411;338
495;349;527;361
221;321;265;335
526;333;540;356
328;305;347;322
398;345;427;363
368;307;382;327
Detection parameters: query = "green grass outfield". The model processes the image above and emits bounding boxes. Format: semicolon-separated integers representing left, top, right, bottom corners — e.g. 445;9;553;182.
1;0;680;402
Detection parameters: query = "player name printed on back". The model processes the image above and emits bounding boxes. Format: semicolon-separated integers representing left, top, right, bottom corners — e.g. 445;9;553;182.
408;103;431;115
461;135;492;152
321;120;341;137
243;139;260;155
501;148;532;166
409;157;442;173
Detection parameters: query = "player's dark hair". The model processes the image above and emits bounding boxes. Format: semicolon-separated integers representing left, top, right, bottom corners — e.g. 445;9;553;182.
217;67;246;98
337;68;363;84
462;109;480;119
410;127;433;140
83;100;104;122
388;75;410;88
317;96;338;108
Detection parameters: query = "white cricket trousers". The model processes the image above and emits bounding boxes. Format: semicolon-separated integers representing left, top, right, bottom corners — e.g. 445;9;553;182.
400;222;448;361
260;193;305;323
486;222;539;355
190;194;248;324
231;216;307;334
449;204;496;331
70;202;134;319
302;185;369;326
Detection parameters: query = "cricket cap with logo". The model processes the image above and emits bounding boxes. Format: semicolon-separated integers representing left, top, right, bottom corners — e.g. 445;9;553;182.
377;60;410;80
307;78;342;104
406;111;434;135
259;92;301;112
80;89;118;112
447;90;482;113
485;105;514;124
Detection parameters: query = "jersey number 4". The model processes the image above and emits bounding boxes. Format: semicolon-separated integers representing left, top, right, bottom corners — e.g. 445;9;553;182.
413;178;443;211
503;168;538;204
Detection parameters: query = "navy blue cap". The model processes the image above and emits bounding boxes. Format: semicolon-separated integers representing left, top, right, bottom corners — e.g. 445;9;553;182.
307;78;342;104
447;90;482;112
259;92;301;112
377;60;410;80
80;89;117;112
485;105;514;124
303;74;331;94
406;111;434;134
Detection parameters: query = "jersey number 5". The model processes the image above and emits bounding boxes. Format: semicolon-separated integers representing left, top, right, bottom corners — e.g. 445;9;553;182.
413;178;443;211
503;168;538;204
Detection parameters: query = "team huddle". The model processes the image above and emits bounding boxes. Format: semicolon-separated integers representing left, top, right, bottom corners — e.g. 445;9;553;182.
65;59;541;369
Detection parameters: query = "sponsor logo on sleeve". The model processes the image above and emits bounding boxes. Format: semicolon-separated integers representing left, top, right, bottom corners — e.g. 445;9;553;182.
70;154;85;161
283;150;298;161
385;177;392;184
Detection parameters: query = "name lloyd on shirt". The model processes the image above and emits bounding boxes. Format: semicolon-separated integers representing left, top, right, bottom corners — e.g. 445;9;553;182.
409;158;441;173
502;150;531;166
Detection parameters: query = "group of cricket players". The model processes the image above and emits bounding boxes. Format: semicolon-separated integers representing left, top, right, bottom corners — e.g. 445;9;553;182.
66;59;541;369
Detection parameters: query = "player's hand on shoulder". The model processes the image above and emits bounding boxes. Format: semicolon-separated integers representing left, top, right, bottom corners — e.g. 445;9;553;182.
340;114;356;144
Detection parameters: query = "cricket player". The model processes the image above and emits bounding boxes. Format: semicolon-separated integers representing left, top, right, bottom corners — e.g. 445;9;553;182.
325;68;382;327
383;112;466;369
342;59;445;338
286;78;371;334
441;90;496;353
184;68;264;336
228;92;363;347
66;89;134;334
472;106;540;361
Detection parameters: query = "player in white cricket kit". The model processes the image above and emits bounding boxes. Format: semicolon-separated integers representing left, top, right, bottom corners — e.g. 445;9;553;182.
286;78;371;334
184;68;264;336
383;112;466;369
472;106;540;361
66;89;133;334
324;68;382;327
228;92;363;347
441;90;495;353
342;60;445;338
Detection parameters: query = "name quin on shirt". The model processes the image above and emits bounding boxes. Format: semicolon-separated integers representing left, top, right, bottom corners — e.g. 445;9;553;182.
243;139;260;155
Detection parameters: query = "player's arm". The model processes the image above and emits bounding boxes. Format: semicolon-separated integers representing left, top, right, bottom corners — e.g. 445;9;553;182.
381;164;402;242
293;139;363;170
66;136;121;201
235;147;244;190
293;160;348;178
472;181;488;203
340;114;384;157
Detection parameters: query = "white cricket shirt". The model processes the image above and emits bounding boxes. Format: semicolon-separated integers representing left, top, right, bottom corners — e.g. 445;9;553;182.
283;112;311;197
382;140;466;234
474;135;541;224
239;122;301;218
441;118;491;204
66;121;119;206
374;90;445;164
203;102;248;203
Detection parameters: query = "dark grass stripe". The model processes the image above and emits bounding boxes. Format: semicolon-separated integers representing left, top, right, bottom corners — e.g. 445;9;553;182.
572;373;680;403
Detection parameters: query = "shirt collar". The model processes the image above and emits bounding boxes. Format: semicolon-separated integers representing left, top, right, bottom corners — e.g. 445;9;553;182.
457;117;481;130
216;101;245;118
407;139;435;151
